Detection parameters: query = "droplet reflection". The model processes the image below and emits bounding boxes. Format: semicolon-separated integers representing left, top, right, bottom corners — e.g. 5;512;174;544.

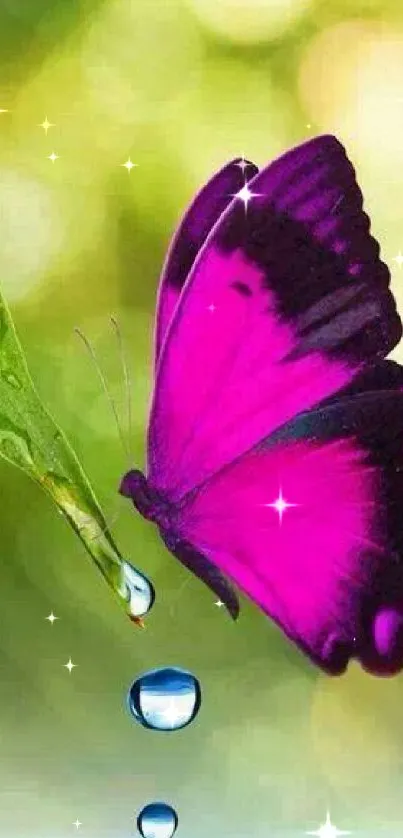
128;666;201;731
120;560;155;619
137;802;178;838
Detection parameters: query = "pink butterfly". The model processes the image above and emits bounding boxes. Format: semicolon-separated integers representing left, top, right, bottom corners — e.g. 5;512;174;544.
120;135;403;677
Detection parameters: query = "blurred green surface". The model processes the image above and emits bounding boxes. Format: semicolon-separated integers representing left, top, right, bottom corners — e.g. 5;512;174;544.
1;0;403;836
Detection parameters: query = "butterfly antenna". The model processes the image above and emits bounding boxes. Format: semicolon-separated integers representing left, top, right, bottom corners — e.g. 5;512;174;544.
74;326;131;463
168;576;192;619
110;315;134;465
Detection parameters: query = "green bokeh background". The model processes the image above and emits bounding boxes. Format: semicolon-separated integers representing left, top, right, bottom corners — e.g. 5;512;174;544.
2;0;403;836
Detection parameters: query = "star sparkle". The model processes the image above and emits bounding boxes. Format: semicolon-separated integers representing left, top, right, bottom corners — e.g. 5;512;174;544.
393;251;403;268
236;155;251;174
208;303;216;313
307;812;350;838
48;152;59;163
39;117;55;134
263;487;298;524
121;157;138;173
232;182;261;212
215;599;224;608
46;612;58;624
64;658;76;673
73;819;82;829
160;699;185;729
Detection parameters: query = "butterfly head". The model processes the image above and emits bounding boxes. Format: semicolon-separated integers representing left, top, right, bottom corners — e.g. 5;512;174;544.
120;468;148;502
119;468;175;531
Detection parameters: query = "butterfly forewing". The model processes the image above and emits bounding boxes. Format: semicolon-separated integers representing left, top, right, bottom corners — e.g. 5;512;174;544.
154;157;258;369
147;135;401;502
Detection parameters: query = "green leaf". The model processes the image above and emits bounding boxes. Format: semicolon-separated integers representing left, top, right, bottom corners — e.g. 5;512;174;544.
0;292;154;624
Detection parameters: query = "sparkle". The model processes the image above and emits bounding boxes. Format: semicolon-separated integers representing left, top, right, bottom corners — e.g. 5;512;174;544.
393;251;403;268
307;812;350;838
215;599;224;608
39;117;55;134
232;182;261;211
48;152;59;163
306;123;312;129
160;699;185;729
236;155;251;173
73;819;82;830
0;109;9;114
264;487;298;524
208;303;216;313
64;658;76;673
46;612;58;624
121;157;138;172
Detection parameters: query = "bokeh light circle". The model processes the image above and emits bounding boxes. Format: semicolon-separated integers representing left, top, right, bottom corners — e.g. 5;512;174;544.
82;0;203;127
0;171;63;301
299;22;403;168
184;0;313;44
298;19;403;350
311;664;403;814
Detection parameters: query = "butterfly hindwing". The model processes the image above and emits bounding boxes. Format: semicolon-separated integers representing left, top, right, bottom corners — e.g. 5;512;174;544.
176;389;403;675
154;157;258;367
160;530;239;619
148;135;402;500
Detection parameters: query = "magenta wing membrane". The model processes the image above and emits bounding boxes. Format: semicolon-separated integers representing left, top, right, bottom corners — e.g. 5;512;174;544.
147;135;402;501
154;157;258;368
316;358;403;404
176;388;403;676
119;468;240;619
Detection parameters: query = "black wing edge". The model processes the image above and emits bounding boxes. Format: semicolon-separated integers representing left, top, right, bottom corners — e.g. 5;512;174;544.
161;533;240;620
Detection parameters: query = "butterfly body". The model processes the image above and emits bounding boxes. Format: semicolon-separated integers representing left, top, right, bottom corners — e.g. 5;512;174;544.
121;136;403;677
120;468;176;531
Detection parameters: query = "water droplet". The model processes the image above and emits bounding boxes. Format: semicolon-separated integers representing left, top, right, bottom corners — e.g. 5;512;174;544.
119;559;155;618
50;429;63;457
1;369;22;390
0;416;34;469
40;472;155;620
137;802;178;838
128;666;201;731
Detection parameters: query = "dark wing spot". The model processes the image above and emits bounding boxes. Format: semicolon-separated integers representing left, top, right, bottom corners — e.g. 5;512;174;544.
231;280;253;297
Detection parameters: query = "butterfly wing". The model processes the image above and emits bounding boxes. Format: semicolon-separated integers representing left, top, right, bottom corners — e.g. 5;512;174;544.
174;389;403;676
159;530;240;619
315;358;403;404
154;157;258;367
153;360;403;626
147;135;402;501
148;360;403;625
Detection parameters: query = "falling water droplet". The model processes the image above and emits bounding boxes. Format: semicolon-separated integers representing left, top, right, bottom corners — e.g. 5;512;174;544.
137;802;178;838
128;666;201;731
120;559;155;619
